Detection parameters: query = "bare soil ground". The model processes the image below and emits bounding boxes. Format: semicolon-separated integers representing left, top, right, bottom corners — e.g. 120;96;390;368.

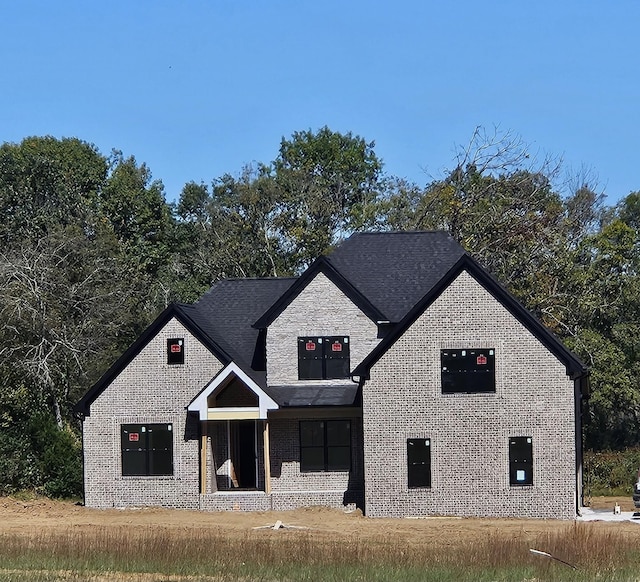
0;495;638;549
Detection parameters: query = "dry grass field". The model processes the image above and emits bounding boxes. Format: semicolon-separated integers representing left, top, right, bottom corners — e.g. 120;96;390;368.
0;496;639;581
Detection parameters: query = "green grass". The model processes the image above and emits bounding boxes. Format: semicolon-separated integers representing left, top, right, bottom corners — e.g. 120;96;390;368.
0;523;639;581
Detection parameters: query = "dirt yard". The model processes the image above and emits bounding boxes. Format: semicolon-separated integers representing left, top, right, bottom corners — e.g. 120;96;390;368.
1;495;639;549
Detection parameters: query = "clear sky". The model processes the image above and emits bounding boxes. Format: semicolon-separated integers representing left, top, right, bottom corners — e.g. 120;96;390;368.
2;1;638;205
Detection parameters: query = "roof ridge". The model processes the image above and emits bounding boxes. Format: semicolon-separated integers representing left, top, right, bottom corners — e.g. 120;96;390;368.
213;276;298;282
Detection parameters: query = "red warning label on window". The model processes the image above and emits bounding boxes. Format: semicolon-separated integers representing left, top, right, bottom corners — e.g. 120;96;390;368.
129;433;139;442
170;344;182;353
306;342;316;351
477;354;487;365
332;342;342;352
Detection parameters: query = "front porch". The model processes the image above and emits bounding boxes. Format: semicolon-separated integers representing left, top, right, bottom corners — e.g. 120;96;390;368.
188;362;365;511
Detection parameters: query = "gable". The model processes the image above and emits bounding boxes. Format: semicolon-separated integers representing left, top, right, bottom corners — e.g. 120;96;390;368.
75;304;231;416
371;271;571;385
188;362;278;420
265;271;381;387
253;257;385;329
83;317;226;418
354;255;587;381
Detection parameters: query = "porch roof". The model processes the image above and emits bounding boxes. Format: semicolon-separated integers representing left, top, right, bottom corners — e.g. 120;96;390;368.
267;384;359;407
188;362;279;420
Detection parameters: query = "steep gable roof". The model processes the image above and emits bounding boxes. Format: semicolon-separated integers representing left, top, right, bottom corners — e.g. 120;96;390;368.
253;257;387;329
76;277;298;416
325;231;467;322
77;231;587;416
74;302;234;416
353;254;588;380
253;231;466;328
192;277;296;379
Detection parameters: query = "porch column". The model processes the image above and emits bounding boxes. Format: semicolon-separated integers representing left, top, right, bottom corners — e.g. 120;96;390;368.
200;421;208;494
263;420;271;494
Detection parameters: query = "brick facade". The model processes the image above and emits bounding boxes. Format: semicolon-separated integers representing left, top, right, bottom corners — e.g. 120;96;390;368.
266;272;380;386
362;270;578;519
82;318;223;509
83;301;365;511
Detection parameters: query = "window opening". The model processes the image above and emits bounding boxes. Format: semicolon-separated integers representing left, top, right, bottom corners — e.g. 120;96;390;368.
509;436;533;486
407;438;431;488
121;423;173;476
167;338;184;365
298;336;350;380
300;420;351;471
441;348;495;393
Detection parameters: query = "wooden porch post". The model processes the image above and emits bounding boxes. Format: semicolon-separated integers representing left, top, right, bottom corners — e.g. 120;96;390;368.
263;420;271;494
200;421;207;494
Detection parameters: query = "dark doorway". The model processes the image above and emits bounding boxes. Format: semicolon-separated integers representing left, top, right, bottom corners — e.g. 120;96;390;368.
230;420;257;489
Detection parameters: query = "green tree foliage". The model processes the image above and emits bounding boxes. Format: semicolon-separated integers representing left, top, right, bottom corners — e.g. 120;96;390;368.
565;206;640;448
273;126;384;266
0;136;107;243
171;128;386;287
0;226;131;423
0;138;172;497
101;152;173;277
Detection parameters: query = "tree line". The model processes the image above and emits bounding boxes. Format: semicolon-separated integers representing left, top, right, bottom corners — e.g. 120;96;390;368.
1;127;638;497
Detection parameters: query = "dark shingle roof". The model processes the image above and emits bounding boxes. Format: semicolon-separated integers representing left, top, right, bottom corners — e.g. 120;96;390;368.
192;277;296;372
267;384;359;407
77;231;586;415
326;231;466;322
253;231;466;329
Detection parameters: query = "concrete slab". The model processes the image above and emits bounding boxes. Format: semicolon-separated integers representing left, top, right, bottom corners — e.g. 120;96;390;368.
578;507;640;523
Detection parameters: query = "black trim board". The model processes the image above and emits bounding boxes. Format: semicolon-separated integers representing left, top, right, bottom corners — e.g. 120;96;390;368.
74;303;233;417
353;254;588;380
252;256;386;329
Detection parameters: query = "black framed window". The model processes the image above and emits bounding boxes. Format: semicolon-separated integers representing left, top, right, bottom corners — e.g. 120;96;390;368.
509;436;533;486
121;423;173;476
300;420;351;472
407;438;431;488
441;348;495;393
167;338;184;365
298;336;350;380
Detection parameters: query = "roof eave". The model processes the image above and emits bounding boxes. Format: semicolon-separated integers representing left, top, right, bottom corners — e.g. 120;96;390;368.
353;254;588;380
74;303;232;417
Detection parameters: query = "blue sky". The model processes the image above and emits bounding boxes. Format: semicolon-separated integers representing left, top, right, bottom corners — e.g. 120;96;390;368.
2;1;638;205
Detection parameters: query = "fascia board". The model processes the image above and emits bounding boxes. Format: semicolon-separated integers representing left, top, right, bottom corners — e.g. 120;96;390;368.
187;361;279;420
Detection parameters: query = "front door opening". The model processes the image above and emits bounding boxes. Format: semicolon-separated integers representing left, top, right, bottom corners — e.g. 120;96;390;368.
229;420;257;489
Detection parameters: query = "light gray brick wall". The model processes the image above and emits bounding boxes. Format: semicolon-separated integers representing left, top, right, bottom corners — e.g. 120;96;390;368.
266;272;380;386
82;318;224;509
198;490;361;512
363;270;578;519
268;416;364;494
200;414;364;511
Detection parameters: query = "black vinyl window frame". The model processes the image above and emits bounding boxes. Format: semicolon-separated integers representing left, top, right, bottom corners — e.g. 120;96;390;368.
298;336;350;380
441;348;495;394
407;438;431;489
167;338;185;365
121;423;174;477
509;436;533;486
299;419;351;472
